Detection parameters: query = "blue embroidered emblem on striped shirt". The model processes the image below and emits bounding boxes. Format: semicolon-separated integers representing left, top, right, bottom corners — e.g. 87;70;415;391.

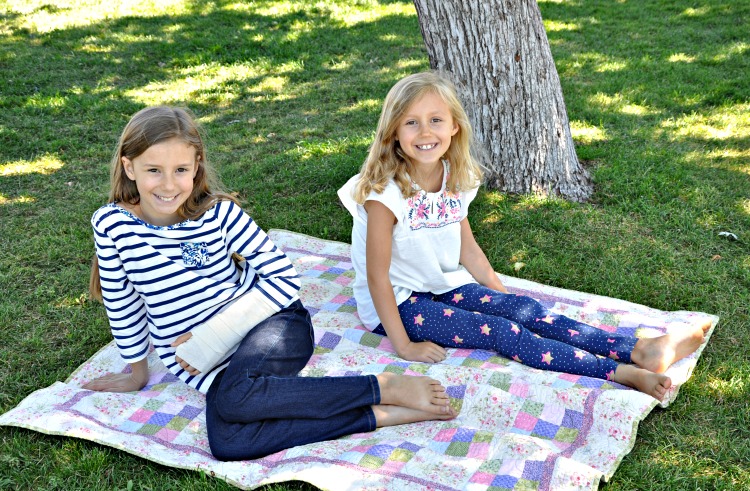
181;242;209;268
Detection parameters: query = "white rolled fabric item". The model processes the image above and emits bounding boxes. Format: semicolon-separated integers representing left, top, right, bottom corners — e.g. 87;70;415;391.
175;288;278;373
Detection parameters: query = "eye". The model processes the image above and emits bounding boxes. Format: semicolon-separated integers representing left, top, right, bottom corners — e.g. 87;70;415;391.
431;118;443;124
404;120;417;126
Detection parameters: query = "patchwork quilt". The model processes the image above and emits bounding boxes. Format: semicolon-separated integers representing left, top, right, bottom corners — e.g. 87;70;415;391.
0;230;717;490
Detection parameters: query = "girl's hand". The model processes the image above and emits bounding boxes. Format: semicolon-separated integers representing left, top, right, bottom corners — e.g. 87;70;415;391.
83;372;147;393
83;358;149;392
172;332;201;376
397;341;447;363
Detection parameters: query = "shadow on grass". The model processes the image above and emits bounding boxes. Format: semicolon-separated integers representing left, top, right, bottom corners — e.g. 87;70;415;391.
0;0;425;209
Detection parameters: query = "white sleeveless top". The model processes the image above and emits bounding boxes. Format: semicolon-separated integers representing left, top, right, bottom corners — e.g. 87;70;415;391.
337;161;479;330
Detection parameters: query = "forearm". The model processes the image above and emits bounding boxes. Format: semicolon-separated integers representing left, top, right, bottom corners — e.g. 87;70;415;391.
459;219;508;293
466;257;507;292
369;278;412;352
174;288;279;373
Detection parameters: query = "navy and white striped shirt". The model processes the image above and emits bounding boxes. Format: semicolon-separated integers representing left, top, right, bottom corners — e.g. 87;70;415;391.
92;200;301;393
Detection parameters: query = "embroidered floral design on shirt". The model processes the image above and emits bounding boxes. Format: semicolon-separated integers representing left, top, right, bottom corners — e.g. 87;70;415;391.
406;189;462;230
181;242;209;268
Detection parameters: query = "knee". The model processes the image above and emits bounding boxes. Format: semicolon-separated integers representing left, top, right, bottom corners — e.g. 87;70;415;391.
515;296;546;319
208;426;265;461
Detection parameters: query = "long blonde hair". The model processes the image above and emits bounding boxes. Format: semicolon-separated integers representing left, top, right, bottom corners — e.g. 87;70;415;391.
353;71;482;203
89;106;239;301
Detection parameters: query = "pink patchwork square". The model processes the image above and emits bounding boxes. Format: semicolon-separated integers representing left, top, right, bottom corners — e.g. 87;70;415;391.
514;412;538;431
330;294;350;304
540;405;565;425
434;428;457;442
508;383;529;398
469;471;496;485
129;409;154;423
377;356;397;365
155;428;179;442
313;264;329;271
499;458;526;478
452;348;473;357
380;460;405;473
334;276;352;285
558;372;580;382
467;442;490;459
599;324;617;333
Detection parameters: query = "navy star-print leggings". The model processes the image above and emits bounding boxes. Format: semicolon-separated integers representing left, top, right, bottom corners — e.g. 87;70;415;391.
376;283;638;381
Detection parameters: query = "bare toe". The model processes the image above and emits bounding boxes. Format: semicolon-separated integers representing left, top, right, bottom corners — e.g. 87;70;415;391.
376;373;451;415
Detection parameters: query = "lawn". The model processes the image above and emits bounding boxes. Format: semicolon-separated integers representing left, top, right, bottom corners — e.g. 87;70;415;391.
0;0;748;489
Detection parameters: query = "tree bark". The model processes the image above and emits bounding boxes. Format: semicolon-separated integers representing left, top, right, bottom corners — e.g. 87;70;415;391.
413;0;593;202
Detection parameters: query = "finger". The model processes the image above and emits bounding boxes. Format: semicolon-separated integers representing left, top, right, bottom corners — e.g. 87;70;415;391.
171;335;186;347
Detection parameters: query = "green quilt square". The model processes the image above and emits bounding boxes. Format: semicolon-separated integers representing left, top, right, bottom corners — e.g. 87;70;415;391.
166;416;190;432
520;400;544;417
359;454;385;469
142;399;164;411
136;424;161;436
445;441;469;457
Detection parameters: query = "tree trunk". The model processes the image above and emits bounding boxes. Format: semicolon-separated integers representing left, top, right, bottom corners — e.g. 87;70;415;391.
413;0;593;202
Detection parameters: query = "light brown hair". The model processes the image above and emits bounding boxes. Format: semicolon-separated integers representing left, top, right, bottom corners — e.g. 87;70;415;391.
89;106;239;301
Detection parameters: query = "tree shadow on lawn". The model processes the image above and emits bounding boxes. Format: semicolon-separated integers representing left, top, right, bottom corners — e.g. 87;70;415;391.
0;0;426;215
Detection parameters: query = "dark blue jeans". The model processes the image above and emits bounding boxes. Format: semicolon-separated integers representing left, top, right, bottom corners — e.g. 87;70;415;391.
206;300;378;461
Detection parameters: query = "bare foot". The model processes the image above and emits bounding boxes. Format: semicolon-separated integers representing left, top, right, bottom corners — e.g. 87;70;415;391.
376;372;450;415
631;320;710;373
373;404;457;427
614;364;672;401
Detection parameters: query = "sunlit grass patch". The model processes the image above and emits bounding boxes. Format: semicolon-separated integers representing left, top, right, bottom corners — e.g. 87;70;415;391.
664;104;750;142
543;20;580;32
570;121;608;144
10;0;189;33
0;154;64;176
668;53;697;63
0;194;36;205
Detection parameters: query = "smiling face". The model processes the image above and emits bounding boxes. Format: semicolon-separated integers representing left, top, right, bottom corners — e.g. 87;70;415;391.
395;90;459;170
121;137;199;226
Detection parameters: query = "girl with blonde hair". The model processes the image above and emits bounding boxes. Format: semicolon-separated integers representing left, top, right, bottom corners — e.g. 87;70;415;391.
339;72;709;401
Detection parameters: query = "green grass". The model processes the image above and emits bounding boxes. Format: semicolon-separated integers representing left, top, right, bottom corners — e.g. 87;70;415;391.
1;0;748;489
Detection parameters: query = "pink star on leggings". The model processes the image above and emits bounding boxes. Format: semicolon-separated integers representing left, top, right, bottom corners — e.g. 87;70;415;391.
541;351;554;365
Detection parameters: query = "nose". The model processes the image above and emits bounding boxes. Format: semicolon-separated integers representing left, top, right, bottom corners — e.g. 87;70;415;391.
161;173;176;191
